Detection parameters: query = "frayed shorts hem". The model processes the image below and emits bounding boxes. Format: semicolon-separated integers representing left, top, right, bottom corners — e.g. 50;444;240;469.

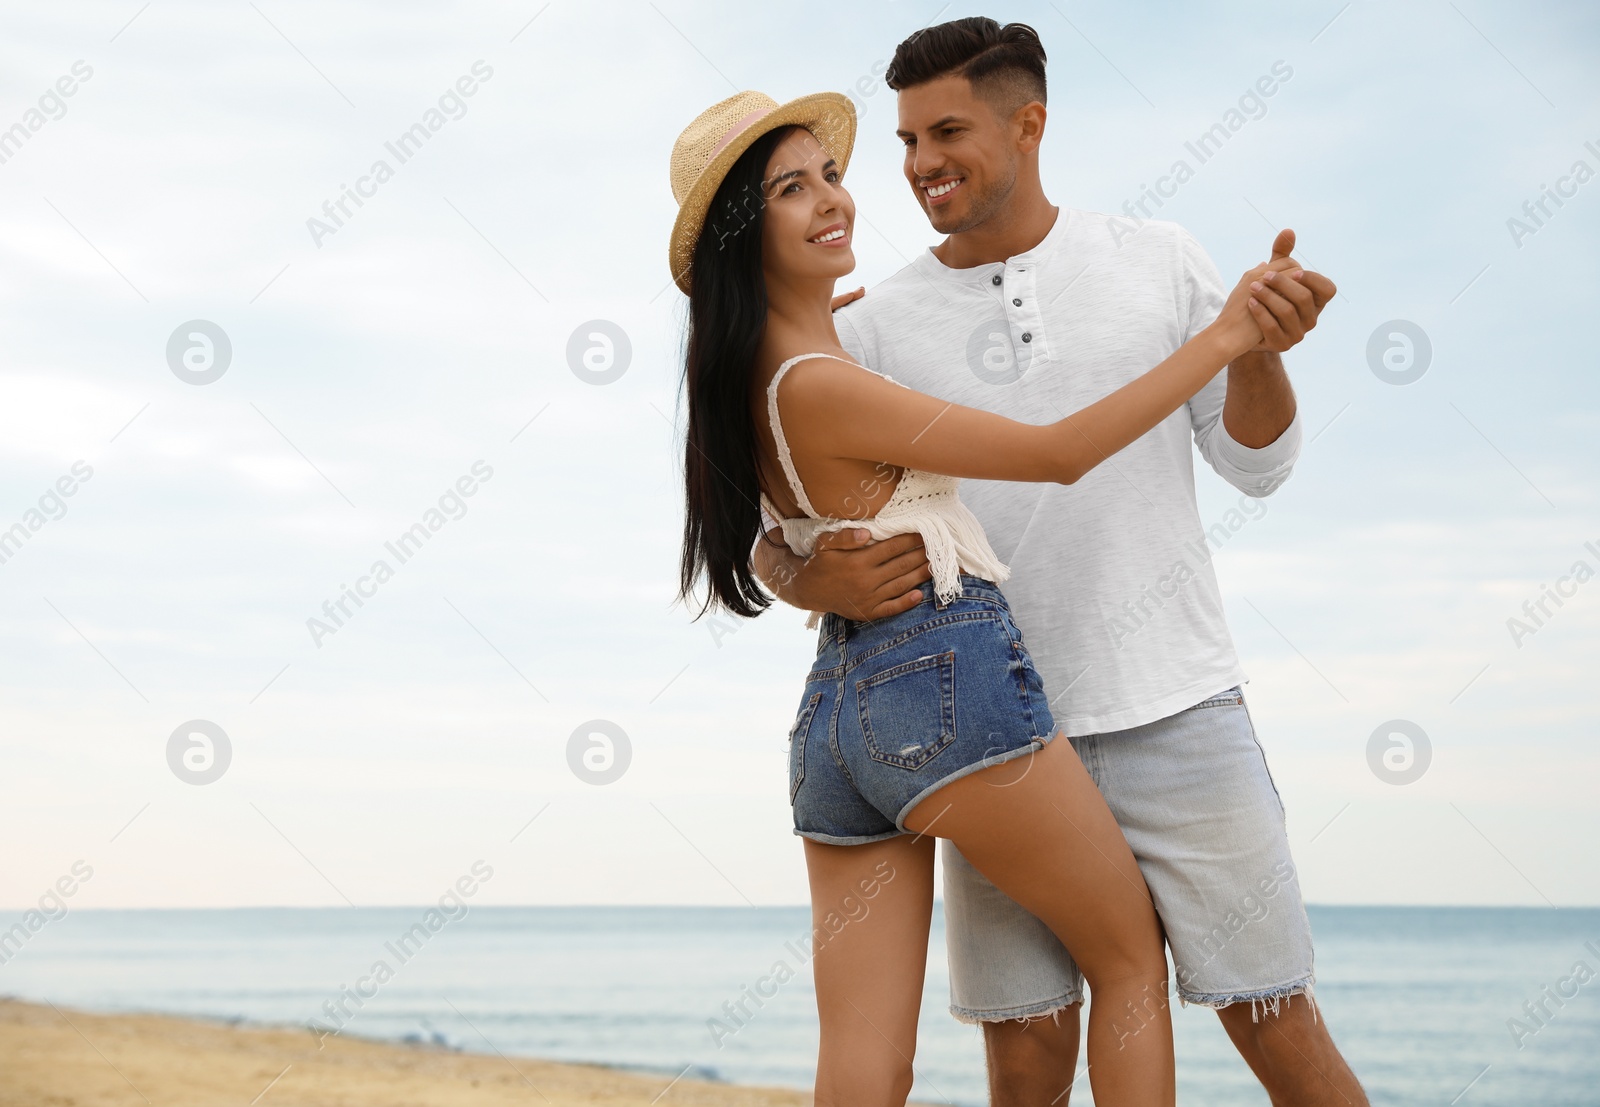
1178;975;1317;1023
949;991;1083;1026
891;733;1054;833
793;733;1054;846
792;826;905;846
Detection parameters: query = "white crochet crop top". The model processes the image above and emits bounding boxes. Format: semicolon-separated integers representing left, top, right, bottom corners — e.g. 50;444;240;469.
758;352;1011;629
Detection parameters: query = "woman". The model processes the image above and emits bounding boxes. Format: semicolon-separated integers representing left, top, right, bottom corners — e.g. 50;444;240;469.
669;90;1286;1106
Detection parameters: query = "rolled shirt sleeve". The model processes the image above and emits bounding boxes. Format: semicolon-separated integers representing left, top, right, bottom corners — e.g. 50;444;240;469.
1178;225;1303;498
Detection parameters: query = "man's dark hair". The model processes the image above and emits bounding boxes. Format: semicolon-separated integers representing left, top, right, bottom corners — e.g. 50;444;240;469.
886;17;1047;116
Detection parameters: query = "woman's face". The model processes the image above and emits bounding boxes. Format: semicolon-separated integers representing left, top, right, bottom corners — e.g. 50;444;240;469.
758;127;856;287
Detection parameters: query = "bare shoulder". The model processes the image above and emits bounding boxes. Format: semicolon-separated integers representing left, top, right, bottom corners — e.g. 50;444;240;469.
773;352;898;412
773;352;939;465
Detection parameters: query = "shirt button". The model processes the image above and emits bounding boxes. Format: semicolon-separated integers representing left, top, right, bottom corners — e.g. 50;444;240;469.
991;274;1002;285
1021;332;1032;343
1012;298;1022;306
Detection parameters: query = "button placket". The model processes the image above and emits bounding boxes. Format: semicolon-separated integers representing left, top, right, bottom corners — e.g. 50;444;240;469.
1007;264;1044;372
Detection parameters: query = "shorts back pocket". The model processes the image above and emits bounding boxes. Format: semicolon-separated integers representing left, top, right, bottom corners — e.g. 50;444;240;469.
788;691;823;803
856;650;957;770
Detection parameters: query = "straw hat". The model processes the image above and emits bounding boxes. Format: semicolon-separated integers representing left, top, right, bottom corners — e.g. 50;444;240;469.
668;90;857;294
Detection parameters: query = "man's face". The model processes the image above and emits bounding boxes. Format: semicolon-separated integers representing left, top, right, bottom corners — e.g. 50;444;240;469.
895;75;1020;235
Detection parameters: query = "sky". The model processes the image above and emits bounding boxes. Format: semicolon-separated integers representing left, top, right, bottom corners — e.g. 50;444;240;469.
1;0;1596;911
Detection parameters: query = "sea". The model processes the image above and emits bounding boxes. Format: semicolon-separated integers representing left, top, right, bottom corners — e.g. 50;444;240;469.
1;904;1596;1105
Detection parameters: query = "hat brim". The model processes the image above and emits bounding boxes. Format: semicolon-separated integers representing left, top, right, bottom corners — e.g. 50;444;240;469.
668;92;857;295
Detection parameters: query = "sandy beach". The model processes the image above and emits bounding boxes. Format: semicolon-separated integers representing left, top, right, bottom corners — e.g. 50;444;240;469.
0;998;822;1107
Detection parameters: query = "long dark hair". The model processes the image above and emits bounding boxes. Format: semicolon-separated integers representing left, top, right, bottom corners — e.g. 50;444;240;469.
676;124;797;620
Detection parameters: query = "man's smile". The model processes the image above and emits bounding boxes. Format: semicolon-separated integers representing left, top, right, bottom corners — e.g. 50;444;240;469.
921;175;965;206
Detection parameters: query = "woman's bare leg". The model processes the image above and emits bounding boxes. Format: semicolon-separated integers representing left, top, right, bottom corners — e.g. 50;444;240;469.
905;735;1175;1106
804;833;936;1107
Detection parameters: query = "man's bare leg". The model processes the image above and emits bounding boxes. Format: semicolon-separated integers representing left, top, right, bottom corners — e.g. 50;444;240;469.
982;993;1367;1106
983;1005;1082;1106
1215;997;1368;1107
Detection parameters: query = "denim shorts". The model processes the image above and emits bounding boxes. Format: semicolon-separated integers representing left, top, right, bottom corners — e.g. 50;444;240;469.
942;684;1317;1020
787;573;1058;845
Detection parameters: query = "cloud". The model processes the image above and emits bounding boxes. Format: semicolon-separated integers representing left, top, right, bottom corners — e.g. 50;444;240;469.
1;0;1596;908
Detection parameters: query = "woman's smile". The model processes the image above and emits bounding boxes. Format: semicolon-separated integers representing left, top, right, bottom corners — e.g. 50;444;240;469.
807;221;851;247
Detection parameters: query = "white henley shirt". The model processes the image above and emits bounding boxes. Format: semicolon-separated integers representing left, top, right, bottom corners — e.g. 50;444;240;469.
761;207;1302;734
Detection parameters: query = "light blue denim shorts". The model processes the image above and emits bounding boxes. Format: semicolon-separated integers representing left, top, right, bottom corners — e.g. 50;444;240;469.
787;573;1058;845
942;684;1317;1020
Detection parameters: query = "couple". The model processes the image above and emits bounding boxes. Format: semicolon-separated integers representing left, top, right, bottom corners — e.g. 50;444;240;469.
669;17;1364;1107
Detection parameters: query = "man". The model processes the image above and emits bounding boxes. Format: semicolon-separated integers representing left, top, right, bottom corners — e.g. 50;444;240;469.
751;16;1367;1106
